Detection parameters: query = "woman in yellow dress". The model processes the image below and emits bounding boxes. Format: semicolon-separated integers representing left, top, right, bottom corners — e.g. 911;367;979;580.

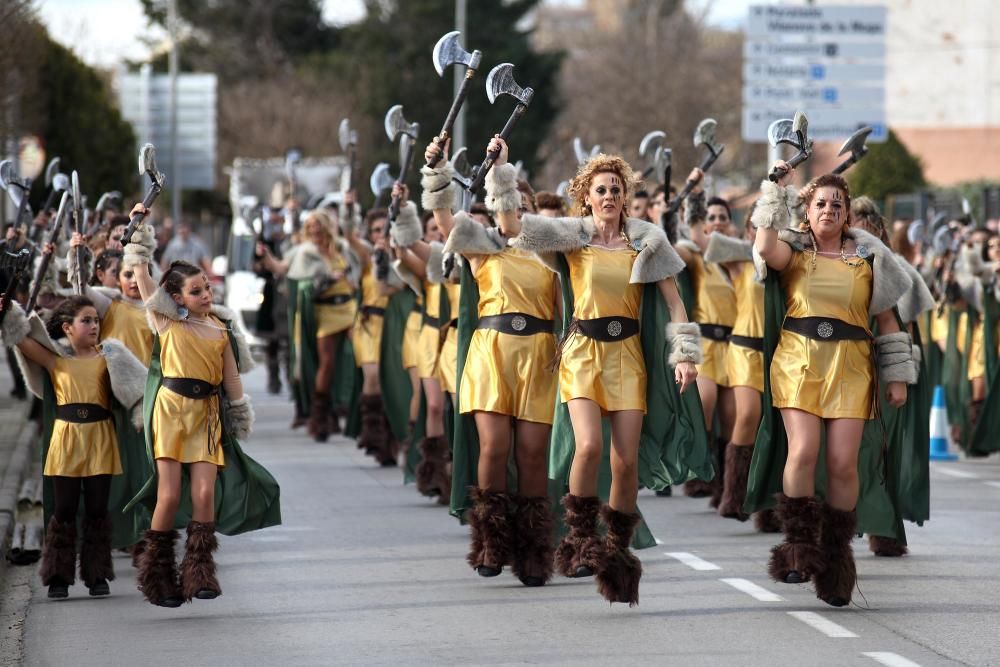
753;163;913;607
487;136;700;606
123;208;256;607
418;138;560;586
2;295;144;599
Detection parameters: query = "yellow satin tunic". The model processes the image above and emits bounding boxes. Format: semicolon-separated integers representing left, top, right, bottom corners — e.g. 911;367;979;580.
402;295;423;370
315;252;357;338
417;282;442;380
460;248;558;424
152;318;227;466
438;282;462;394
967;318;1000;380
727;263;765;392
689;251;737;386
771;252;874;419
45;355;121;477
561;246;645;412
352;264;390;366
101;298;153;364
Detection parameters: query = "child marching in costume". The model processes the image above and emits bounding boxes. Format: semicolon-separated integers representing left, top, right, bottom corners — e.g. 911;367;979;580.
123;208;280;607
1;295;146;599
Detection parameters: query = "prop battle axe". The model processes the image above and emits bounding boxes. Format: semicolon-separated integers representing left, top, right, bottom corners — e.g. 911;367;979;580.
339;118;359;216
427;31;481;168
0;160;33;232
831;126;873;175
120;144;166;246
639;130;671;187
666;118;726;216
383;105;420;222
768;111;813;182
0;247;32;326
467;64;534;194
70;170;86;293
25;191;72;313
573;137;601;166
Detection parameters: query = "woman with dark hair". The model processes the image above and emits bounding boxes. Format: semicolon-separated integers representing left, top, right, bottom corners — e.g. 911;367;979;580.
747;164;914;607
1;293;146;599
92;248;123;288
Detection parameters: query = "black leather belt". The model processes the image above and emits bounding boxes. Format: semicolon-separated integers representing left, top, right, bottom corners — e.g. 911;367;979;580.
783;316;871;341
361;305;386;318
315;294;353;306
423;314;440;328
700;323;733;342
412;302;423;313
448;318;458;330
730;334;764;352
162;377;220;399
574;316;639;342
56;403;111;423
477;313;554;336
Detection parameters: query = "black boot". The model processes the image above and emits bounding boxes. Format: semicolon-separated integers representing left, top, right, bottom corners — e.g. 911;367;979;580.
814;504;857;607
39;517;76;599
80;514;115;596
136;529;183;608
554;495;604;578
595;506;642;606
466;487;513;578
768;494;824;585
180;521;221;601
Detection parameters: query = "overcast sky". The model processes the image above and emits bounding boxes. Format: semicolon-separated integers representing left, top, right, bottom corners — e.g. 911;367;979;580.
37;0;750;68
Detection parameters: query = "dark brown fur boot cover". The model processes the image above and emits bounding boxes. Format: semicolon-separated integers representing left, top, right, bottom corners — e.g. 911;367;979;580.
718;444;753;521
554;495;604;578
595;505;642;606
357;393;383;453
868;534;908;557
309;391;331;442
768;494;824;584
136;529;182;606
709;439;727;509
130;539;147;568
466;487;513;573
512;495;554;587
39;517;76;586
753;508;782;533
415;436;446;497
79;514;115;587
180;521;221;602
814;505;857;607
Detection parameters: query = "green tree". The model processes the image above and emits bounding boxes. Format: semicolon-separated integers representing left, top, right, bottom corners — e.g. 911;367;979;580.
28;37;137;207
848;129;925;202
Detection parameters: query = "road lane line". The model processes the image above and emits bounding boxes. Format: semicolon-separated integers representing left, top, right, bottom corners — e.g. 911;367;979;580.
664;552;720;571
984;481;1000;489
787;611;858;638
934;468;978;479
719;577;784;602
862;652;922;667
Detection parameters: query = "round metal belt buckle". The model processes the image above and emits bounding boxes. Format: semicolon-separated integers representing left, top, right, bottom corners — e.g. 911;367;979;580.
77;408;89;419
715;326;725;340
193;385;202;394
817;321;834;339
511;315;527;332
607;320;623;337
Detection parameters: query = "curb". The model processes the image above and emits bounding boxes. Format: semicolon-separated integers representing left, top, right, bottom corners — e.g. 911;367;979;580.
0;406;36;555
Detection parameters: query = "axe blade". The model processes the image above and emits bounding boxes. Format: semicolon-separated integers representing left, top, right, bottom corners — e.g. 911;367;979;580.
451;147;471;179
486;63;531;106
384;105;405;141
52;173;70;193
639;131;666;161
767;118;797;149
838;126;873;157
792;110;811;147
71;171;82;211
369;163;394;198
694;118;724;156
45;157;60;188
138;143;166;187
0;160;16;192
338;118;354;152
432;31;479;76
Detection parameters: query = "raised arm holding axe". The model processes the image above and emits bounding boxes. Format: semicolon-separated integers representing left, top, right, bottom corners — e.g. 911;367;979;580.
379;105;419;279
25;191;72;313
665;118;726;218
426;31;481;169
466;63;534;195
0;160;33;238
119;143;166;247
0;248;33;326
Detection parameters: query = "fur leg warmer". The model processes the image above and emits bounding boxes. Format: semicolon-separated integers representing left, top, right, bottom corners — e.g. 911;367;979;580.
868;534;908;557
466;487;514;572
684;478;714;498
814;504;857;607
415;436;449;498
768;494;824;584
136;529;182;606
666;322;704;366
39;517;76;587
754;508;782;533
718;444;753;521
554;494;604;578
180;521;221;602
357;393;384;453
709;439;727;510
512;495;554;587
130;539;147;568
308;391;331;443
595;506;642;607
79;514;115;587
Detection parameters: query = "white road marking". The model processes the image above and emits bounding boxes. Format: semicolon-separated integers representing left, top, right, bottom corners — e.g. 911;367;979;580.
664;552;720;571
862;651;923;667
719;577;785;602
787;611;858;638
934;467;978;479
983;481;1000;489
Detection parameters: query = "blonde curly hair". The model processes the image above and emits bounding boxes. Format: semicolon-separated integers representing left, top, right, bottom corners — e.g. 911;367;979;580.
567;153;638;218
302;209;338;245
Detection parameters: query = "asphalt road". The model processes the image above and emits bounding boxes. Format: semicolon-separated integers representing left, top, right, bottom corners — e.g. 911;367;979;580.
10;367;1000;666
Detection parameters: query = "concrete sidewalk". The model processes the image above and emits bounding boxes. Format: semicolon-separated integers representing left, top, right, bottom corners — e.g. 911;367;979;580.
0;349;38;561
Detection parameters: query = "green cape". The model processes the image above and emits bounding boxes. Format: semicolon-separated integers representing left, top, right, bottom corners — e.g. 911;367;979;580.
941;307;973;449
124;322;281;535
897;322;931;525
970;291;1000;455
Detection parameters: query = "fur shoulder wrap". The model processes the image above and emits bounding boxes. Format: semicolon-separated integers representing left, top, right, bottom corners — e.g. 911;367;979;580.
391;259;423;297
425;241;446;284
896;260;935;324
14;312;68;399
443;212;506;256
704;232;752;264
285;242;330;281
101;338;147;409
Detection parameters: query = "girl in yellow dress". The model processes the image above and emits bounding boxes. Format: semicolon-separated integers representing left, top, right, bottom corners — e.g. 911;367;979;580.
123;208;257;607
753;163;913;607
2;295;145;599
487;137;701;606
419;138;560;586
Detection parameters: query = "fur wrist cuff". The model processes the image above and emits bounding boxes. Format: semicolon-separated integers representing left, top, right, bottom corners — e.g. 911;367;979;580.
338;204;360;236
122;222;156;268
876;332;917;384
751;180;799;231
485;163;520;214
910;344;922;385
666;322;704;366
0;302;30;347
225;395;255;440
421;162;458;212
390;201;422;248
684;190;707;227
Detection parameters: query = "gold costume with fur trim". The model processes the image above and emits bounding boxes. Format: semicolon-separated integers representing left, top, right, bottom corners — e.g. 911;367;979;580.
352;264;389;366
417;281;442;380
460;247;558;424
315;253;356;338
438;282;462;394
45;355;121;477
152;318;227;466
771;252;874;419
561;246;646;412
100;298;153;363
689;251;736;386
727;263;765;392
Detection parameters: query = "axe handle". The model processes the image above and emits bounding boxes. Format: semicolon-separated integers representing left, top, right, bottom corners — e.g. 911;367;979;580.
26;219;65;314
388;139;418;224
468;104;528;194
42;188;59;215
119;182;163;246
768;148;812;183
0;271;22;325
831;156;854;176
665;146;725;215
427;68;477;169
345;145;358;219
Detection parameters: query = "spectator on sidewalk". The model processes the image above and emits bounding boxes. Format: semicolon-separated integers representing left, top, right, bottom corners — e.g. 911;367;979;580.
159;221;212;276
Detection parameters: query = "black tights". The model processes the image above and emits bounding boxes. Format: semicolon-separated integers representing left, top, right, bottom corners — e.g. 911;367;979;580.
51;475;112;524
